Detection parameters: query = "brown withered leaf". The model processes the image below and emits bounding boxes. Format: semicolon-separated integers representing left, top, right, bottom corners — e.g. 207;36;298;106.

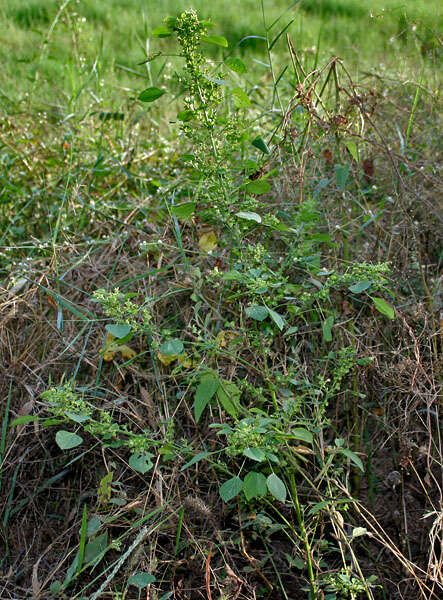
140;386;159;429
322;148;334;165
362;157;375;182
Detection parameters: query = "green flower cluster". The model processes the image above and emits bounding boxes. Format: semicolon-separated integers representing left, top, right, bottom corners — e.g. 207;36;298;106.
92;288;151;331
226;418;278;457
41;384;91;417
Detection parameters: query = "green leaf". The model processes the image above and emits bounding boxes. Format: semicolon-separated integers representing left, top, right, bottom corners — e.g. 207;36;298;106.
78;504;88;573
251;136;270;154
216;381;241;418
171;201;196;218
180;451;212;471
219;476;243;502
10;415;38;427
84;531;108;566
194;373;219;422
106;323;131;339
236;211;261;223
86;516;102;537
151;26;172;38
268;307;285;331
129;452;154;474
348;281;372;294
201;35;228;47
351;527;368;538
243;447;266;462
50;581;62;595
346;140;358;161
230;87;250;108
56;430;83;450
177;109;194;122
128;572;155;589
160;339;184;355
243;471;267;500
292;428;313;444
371;297;395;319
245;305;269;321
266;473;287;502
322;316;334;342
65;412;90;423
340;447;364;472
334;164;350;190
138;87;165;102
244;179;271;195
225;57;247;73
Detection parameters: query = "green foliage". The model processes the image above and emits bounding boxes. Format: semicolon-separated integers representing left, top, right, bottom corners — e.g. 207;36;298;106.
3;2;439;598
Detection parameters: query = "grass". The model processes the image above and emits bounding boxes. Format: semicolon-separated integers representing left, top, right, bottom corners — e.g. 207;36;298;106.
0;0;441;108
0;1;442;599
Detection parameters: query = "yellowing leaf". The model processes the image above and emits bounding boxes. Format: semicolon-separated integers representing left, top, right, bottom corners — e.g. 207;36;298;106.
102;334;136;361
199;231;217;252
215;330;238;348
216;330;228;347
98;471;113;505
119;345;137;359
103;346;117;361
157;351;186;366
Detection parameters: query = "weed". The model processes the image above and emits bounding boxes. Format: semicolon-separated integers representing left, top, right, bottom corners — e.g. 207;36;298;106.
1;2;441;600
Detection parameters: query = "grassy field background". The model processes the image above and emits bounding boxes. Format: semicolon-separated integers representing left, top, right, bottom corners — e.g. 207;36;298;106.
1;0;441;109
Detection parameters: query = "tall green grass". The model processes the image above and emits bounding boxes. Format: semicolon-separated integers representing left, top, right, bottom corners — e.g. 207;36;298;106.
0;0;440;111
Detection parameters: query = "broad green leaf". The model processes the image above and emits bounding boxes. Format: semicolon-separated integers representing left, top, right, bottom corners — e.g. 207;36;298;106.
201;35;228;47
236;211;262;223
216;381;241;418
50;581;62;595
138;87;165;102
348;281;372;294
292;428;313;444
322;316;334;342
268;308;285;331
251;136;270;154
340;447;364;472
219;476;243;502
230;87;250;108
266;473;287;502
346;140;358;161
106;323;131;339
334;164;350;190
225;57;247;73
10;415;38;427
65;412;90;423
180;451;212;471
171;201;196;218
244;179;271;195
151;26;172;38
194;373;219;422
160;339;184;355
128;572;155;589
56;430;83;450
86;516;102;537
84;531;108;565
243;447;266;462
129;451;154;474
245;305;269;321
371;297;395;320
243;471;267;500
177;109;194;122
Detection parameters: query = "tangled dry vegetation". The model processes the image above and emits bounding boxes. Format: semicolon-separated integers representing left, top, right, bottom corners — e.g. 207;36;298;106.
0;10;442;600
